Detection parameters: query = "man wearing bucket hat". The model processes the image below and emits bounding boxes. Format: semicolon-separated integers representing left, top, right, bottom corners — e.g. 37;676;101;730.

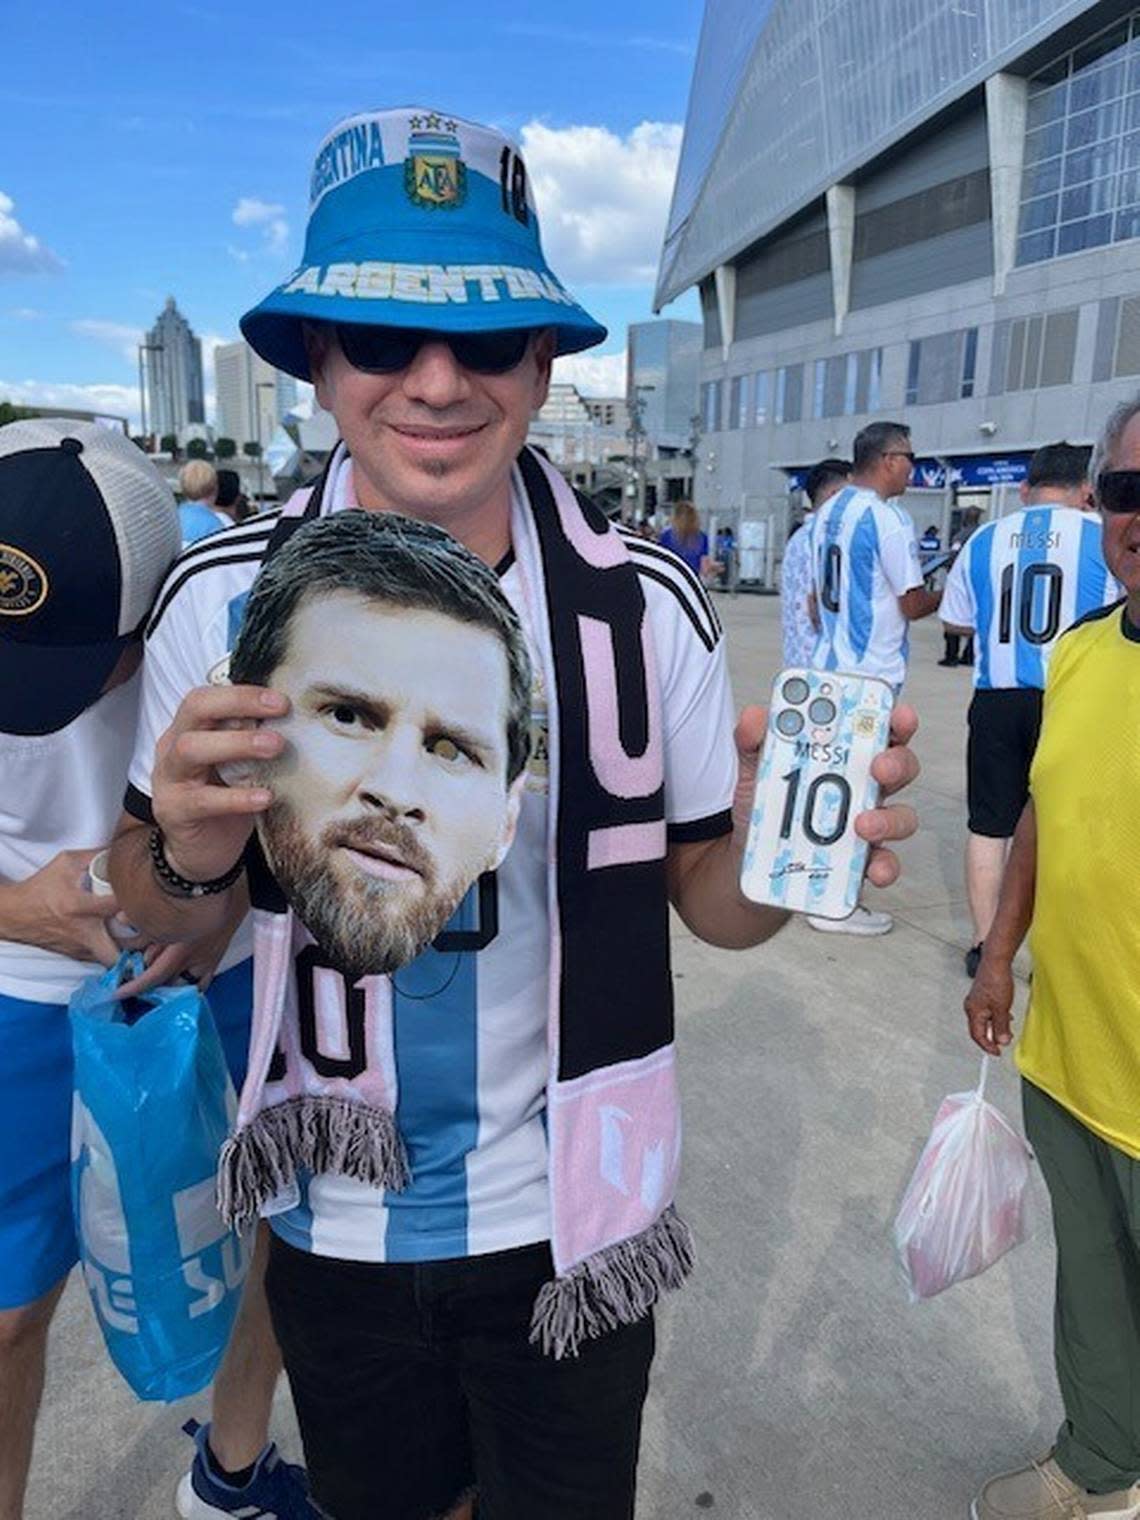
111;107;920;1520
0;420;269;1518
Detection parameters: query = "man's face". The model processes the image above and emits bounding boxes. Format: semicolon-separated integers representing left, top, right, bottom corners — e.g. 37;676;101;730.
311;327;554;523
881;439;914;496
1100;413;1140;595
257;590;522;980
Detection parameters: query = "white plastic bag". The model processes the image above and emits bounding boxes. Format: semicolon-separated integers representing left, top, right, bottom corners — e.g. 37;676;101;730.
894;1058;1033;1302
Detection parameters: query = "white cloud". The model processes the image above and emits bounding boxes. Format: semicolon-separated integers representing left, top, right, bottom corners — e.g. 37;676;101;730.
71;318;144;364
0;378;139;426
233;197;289;255
552;349;628;397
232;196;283;227
519;121;682;287
0;191;64;275
6;307;41;320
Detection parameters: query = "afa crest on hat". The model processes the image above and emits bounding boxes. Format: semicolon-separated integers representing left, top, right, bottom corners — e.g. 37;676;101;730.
405;114;467;209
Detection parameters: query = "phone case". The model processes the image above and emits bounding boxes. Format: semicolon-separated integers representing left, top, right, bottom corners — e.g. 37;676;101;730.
740;668;894;920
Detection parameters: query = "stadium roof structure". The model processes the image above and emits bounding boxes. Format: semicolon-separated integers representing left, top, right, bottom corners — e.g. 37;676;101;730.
655;0;1097;310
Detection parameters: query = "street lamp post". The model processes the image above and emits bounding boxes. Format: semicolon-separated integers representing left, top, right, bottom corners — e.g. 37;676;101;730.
625;384;655;527
255;380;275;502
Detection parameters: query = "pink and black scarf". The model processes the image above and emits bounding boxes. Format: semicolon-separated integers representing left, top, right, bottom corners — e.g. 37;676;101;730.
218;445;692;1356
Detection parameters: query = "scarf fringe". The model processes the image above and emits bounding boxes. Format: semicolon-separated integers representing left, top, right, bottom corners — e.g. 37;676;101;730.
529;1204;694;1360
216;1096;410;1225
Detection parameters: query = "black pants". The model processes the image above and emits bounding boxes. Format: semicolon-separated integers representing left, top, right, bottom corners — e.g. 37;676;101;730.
966;687;1044;837
265;1233;655;1520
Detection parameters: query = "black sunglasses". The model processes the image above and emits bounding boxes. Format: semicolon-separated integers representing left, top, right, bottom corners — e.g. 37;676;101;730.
1097;470;1140;514
335;324;533;376
882;449;917;464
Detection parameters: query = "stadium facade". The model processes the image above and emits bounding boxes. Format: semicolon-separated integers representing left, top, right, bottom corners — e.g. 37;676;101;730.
658;0;1140;553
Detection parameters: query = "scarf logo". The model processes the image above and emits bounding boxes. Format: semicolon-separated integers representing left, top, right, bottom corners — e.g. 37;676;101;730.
405;114;467;210
0;543;48;616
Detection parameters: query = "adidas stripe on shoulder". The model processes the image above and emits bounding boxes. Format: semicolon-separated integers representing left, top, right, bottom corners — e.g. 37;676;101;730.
618;530;722;653
147;515;281;638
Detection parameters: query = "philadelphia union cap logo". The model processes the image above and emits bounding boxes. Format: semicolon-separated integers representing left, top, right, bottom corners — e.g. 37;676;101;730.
0;543;48;616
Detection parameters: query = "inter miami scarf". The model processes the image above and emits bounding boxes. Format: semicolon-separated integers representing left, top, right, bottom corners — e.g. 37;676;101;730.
217;445;692;1356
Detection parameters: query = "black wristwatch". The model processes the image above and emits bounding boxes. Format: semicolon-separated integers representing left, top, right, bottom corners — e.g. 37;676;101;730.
148;826;244;899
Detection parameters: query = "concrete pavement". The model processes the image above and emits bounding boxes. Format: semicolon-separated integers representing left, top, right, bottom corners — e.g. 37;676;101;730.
27;596;1052;1520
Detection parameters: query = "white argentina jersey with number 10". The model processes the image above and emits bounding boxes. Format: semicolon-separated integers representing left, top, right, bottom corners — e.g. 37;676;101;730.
940;506;1119;691
809;486;924;689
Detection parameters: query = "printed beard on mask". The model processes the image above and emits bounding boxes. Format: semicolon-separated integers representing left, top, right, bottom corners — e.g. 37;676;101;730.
257;800;482;982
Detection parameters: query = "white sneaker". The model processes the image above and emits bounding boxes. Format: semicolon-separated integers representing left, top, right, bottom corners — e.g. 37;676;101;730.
807;905;893;936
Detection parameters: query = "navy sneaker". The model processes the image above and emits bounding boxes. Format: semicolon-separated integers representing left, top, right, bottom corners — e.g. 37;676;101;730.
175;1418;323;1518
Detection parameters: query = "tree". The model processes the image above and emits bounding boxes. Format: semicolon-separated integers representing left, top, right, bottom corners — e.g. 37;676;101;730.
242;440;262;459
186;438;210;460
0;401;34;426
160;433;180;458
215;436;237;459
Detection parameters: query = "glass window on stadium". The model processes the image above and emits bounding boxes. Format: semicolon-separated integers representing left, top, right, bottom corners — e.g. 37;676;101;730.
754;371;770;425
1018;15;1140;265
700;379;723;433
905;327;980;404
728;374;750;429
774;364;804;425
811;347;885;419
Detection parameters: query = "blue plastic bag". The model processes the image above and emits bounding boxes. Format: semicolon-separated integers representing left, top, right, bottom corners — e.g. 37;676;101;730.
69;955;252;1401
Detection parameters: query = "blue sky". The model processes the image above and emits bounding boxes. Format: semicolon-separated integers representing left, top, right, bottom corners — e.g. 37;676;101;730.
0;0;704;426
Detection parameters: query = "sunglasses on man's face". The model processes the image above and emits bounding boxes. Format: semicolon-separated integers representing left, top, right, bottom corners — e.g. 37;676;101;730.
335;324;533;376
1097;470;1140;515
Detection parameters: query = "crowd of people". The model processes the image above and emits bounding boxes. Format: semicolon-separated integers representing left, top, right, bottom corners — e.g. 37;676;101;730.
0;99;1138;1520
777;411;1140;1520
0;105;917;1520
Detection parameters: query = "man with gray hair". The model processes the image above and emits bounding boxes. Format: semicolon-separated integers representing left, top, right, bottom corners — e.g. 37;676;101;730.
966;396;1140;1520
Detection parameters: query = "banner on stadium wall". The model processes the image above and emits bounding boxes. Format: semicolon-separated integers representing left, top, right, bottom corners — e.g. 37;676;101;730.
783;453;1033;493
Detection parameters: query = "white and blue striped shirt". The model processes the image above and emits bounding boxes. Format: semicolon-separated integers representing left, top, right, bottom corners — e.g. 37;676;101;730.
128;484;738;1265
809;485;924;688
940;505;1120;691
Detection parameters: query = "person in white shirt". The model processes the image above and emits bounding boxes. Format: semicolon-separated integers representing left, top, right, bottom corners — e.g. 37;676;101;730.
0;420;318;1520
108;106;922;1520
941;441;1116;978
781;457;850;670
807;421;941;937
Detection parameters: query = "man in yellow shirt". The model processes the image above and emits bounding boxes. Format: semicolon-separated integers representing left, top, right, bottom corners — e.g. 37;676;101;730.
966;395;1140;1520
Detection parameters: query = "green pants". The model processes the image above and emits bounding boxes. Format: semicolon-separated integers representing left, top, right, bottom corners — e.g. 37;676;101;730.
1024;1079;1140;1493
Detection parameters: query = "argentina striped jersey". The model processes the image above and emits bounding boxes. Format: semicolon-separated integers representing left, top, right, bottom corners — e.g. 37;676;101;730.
940;506;1120;690
808;485;924;688
126;465;737;1264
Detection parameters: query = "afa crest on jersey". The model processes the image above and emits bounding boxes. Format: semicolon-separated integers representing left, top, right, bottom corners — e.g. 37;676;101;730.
405;115;467;209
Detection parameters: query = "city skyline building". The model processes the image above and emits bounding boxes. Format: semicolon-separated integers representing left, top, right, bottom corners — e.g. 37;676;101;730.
143;296;204;440
214;339;298;448
658;0;1140;556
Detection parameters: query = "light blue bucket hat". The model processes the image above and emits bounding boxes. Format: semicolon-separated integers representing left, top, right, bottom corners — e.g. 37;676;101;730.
241;107;607;381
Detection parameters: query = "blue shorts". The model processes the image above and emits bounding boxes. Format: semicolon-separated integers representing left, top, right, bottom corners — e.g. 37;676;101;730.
0;960;252;1311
